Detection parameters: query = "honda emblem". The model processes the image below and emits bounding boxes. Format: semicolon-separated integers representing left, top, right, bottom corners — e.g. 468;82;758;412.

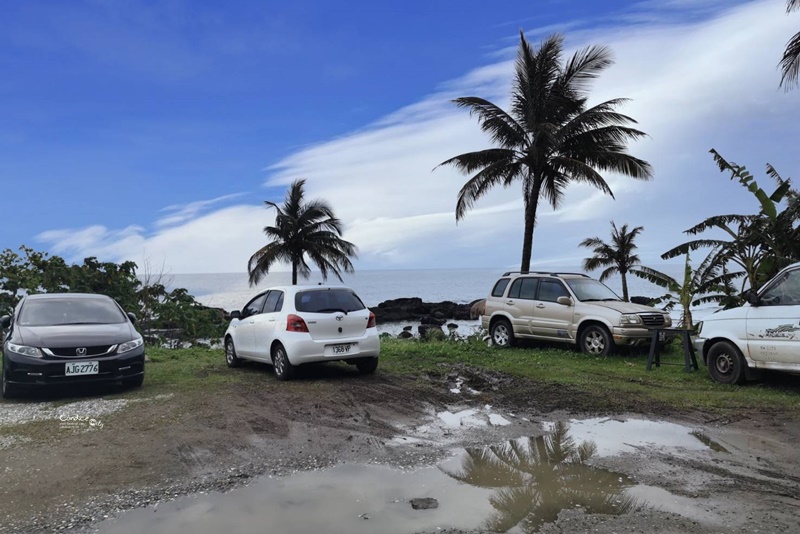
76;347;87;356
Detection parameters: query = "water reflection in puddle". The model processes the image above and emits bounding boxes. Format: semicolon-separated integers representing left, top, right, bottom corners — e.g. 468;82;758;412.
97;419;723;534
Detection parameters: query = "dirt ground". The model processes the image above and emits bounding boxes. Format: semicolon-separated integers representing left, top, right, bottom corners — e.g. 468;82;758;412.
1;362;799;534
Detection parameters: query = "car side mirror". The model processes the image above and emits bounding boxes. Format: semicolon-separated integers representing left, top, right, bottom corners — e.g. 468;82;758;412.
230;310;241;320
0;315;10;329
556;296;573;306
127;312;137;324
746;291;759;306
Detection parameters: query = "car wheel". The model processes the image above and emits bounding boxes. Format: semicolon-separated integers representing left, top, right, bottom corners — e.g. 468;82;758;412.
225;337;242;368
490;319;515;348
1;366;17;399
580;325;613;356
707;341;745;385
122;372;144;389
272;343;295;381
356;357;378;375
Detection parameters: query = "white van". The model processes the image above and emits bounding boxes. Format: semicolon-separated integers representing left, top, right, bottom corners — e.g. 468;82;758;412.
694;262;800;384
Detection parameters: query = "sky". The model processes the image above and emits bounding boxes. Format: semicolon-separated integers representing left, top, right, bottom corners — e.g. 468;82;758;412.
1;0;798;275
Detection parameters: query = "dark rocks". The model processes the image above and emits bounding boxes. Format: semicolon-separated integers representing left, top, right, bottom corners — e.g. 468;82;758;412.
630;296;654;306
398;331;413;339
410;497;439;510
372;298;477;324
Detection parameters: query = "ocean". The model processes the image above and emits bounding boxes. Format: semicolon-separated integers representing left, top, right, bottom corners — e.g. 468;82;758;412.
165;266;717;331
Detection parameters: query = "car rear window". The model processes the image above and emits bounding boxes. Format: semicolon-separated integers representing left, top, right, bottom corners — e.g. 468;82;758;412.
295;289;366;313
491;278;510;297
19;298;127;326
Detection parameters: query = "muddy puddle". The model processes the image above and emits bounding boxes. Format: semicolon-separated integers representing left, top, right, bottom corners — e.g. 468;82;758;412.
91;416;739;534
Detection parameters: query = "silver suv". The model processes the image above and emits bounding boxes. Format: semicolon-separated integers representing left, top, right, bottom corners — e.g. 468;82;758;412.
481;271;672;355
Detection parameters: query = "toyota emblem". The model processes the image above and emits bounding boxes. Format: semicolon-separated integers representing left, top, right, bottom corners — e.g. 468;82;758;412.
76;347;87;356
335;315;344;321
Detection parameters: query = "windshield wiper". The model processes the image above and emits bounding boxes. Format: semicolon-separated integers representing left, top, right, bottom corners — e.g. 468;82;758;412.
49;321;107;326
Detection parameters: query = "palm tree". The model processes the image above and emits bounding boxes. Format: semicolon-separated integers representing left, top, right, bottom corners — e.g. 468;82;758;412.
580;221;643;302
248;179;357;286
438;32;652;272
661;150;797;291
630;251;739;328
780;0;800;90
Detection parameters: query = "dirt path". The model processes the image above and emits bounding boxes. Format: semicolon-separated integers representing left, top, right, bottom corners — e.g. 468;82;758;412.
0;362;798;534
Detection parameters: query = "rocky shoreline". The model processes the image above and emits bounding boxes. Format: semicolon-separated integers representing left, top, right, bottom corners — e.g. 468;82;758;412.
371;297;484;324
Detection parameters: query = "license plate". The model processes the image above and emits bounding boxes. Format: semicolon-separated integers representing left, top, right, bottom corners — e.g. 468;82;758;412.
658;331;666;342
65;361;99;376
331;344;351;355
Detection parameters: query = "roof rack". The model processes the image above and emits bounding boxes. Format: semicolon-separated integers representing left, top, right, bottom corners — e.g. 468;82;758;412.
501;271;590;278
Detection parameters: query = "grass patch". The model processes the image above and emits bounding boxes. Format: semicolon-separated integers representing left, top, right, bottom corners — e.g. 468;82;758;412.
141;346;235;393
93;339;800;417
378;337;800;415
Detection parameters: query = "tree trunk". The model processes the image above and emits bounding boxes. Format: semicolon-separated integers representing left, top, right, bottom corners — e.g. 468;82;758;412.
620;270;629;302
292;261;298;285
520;180;541;272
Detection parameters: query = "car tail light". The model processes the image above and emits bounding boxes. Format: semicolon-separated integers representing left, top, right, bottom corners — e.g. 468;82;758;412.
367;311;376;328
286;314;309;332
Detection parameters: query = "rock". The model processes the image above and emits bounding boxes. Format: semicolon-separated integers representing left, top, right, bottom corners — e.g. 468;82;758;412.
447;323;458;330
469;299;486;319
398;331;413;339
420;316;446;327
402;325;412;331
144;355;152;363
373;298;475;323
420;326;445;341
410;497;439;510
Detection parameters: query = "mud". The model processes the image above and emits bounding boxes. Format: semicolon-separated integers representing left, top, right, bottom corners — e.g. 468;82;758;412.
0;362;798;534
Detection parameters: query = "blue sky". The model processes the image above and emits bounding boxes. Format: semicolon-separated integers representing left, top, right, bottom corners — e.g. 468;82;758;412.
1;0;797;274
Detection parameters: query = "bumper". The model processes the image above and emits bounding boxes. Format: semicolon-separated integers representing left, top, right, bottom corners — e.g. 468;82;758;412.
611;327;676;346
693;337;706;360
2;347;145;386
281;331;381;366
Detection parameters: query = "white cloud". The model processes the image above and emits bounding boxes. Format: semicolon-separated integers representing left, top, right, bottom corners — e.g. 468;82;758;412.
37;0;800;274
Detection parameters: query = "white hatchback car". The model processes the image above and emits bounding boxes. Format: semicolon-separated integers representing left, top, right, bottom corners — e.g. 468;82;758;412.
223;285;380;380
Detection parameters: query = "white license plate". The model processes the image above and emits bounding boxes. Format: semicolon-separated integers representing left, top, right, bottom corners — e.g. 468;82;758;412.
658;331;666;342
65;361;99;376
331;344;352;355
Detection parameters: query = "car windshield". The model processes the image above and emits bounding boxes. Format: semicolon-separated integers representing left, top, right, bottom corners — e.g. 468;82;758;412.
18;298;127;326
294;289;366;313
565;279;621;302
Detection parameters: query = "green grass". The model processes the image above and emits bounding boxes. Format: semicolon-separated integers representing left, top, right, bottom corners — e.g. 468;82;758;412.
129;339;800;416
142;346;235;392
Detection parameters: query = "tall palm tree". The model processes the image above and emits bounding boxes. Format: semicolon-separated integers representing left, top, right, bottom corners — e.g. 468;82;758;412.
438;32;652;272
780;0;800;90
248;179;357;286
580;221;643;302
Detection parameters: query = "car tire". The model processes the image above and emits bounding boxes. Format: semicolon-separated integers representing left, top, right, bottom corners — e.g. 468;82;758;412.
707;341;746;385
272;343;295;381
580;325;613;356
122;372;144;389
490;319;515;348
225;337;242;368
1;366;18;399
356;357;378;375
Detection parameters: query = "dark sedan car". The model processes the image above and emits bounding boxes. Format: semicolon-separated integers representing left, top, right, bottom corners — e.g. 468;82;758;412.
1;293;145;398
